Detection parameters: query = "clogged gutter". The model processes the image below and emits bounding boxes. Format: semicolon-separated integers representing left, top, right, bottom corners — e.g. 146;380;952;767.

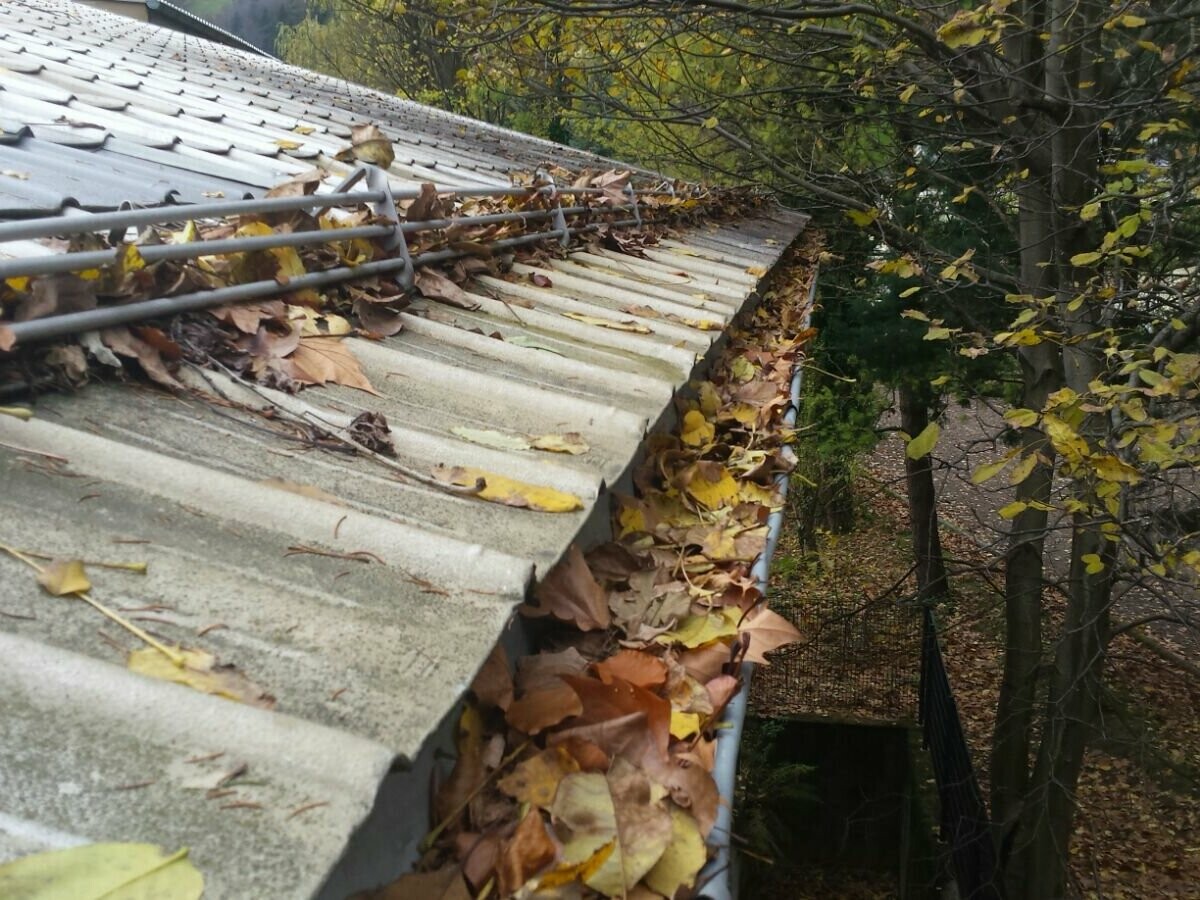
367;237;820;900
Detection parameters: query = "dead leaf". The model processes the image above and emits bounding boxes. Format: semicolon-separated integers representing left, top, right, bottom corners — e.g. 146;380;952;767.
593;650;668;690
497;810;558;895
349;865;471;900
739;607;803;663
415;269;479;310
101;327;181;389
644;806;706;896
529;272;554;288
506;680;583;735
283;336;379;395
404;182;444;222
525;545;611;630
435;703;487;827
451;427;532;452
550;757;673;897
37;559;92;596
334;123;396;168
561;675;671;764
529;433;589;455
127;647;275;709
561;312;652;334
430;466;584;513
470;643;513;711
498;746;580;809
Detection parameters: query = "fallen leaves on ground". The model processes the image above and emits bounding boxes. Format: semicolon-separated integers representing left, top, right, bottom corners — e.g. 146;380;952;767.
0;843;203;900
388;240;817;898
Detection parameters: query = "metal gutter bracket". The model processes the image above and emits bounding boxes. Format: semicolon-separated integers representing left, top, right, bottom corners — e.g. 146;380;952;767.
625;182;643;228
360;164;414;289
536;168;571;249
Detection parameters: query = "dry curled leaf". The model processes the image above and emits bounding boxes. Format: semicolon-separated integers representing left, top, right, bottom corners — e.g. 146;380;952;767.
283;336;379;395
525;545;611;630
431;465;584;513
127;647;275;709
36;558;92;596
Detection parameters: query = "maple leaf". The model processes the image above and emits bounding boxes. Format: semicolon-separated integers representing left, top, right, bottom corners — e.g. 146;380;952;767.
283;336;379;395
739;607;803;663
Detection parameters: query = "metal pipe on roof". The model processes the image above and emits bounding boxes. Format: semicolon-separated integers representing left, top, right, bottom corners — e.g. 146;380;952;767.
0;191;387;243
0;224;395;280
1;222;627;346
698;265;817;900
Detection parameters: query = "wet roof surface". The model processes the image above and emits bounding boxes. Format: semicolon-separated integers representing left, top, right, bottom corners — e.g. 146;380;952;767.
0;2;808;897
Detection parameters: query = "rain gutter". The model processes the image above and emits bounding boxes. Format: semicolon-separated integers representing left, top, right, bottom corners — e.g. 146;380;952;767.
699;264;817;900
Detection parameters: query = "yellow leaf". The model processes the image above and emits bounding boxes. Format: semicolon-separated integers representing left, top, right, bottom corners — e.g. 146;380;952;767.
292;124;316;135
1009;453;1039;485
0;405;33;420
899;84;918;103
538;841;615;890
681;410;715;448
670;710;701;739
971;458;1008;484
128;647;275;707
1005;408;1040;428
905;423;940;460
1080;201;1102;222
899;286;921;298
844;207;881;227
730;356;756;383
551;760;673;896
431;465;584;513
5;275;30;292
121;243;146;273
644;807;706;897
697;381;722;416
0;843;203;900
1082;553;1105;575
1116;13;1146;27
37;559;92;596
924;327;952;341
529;432;590;455
656;608;740;649
561;311;652;333
274;138;304;150
702;116;719;129
685;466;740;509
999;501;1028;520
498;746;580;810
1092;454;1141;484
938;11;990;48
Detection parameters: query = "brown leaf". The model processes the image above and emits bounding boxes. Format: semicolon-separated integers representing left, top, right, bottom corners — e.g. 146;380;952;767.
594;650;668;690
455;832;500;894
283;336;379;395
704;673;740;723
562;674;671;764
739;607;803;663
353;298;405;336
17;274;97;321
414;269;479;310
585;542;651;584
644;753;720;838
334;123;396;169
506;680;582;736
435;704;487;827
470;643;513;711
101;326;181;389
211;301;286;334
529;272;553;288
265;169;323;198
405;182;444;222
497;810;558;896
0;324;15;352
515;647;589;694
525;545;611;632
349;865;471;900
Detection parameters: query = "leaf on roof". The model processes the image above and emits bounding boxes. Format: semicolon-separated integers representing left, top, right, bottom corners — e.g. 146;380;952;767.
529;432;589;455
36;559;92;596
0;843;203;900
451;426;532;452
561;311;653;333
127;646;276;709
415;269;479;310
430;465;584;513
334;123;396;169
282;336;379;395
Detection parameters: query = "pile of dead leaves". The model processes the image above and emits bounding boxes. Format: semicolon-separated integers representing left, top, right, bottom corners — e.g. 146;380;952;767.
363;240;820;900
0;125;767;401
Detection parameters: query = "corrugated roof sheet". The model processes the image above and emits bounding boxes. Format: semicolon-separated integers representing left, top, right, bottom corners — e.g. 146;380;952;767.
0;2;808;897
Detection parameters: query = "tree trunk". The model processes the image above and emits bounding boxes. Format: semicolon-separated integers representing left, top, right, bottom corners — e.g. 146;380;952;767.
900;381;947;600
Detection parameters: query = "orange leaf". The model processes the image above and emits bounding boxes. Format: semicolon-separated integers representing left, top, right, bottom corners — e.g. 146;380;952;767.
593;649;668;690
284;336;379;395
497;810;558;895
524;545;611;631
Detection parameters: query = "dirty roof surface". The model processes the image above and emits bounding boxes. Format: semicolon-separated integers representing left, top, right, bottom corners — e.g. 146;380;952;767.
0;2;807;897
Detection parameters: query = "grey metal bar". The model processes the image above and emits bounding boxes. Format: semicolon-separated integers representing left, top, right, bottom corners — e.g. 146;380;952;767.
0;191;388;243
0;225;394;280
3;220;609;346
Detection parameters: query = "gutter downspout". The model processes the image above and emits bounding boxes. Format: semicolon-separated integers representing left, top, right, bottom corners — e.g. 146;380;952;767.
699;265;818;900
